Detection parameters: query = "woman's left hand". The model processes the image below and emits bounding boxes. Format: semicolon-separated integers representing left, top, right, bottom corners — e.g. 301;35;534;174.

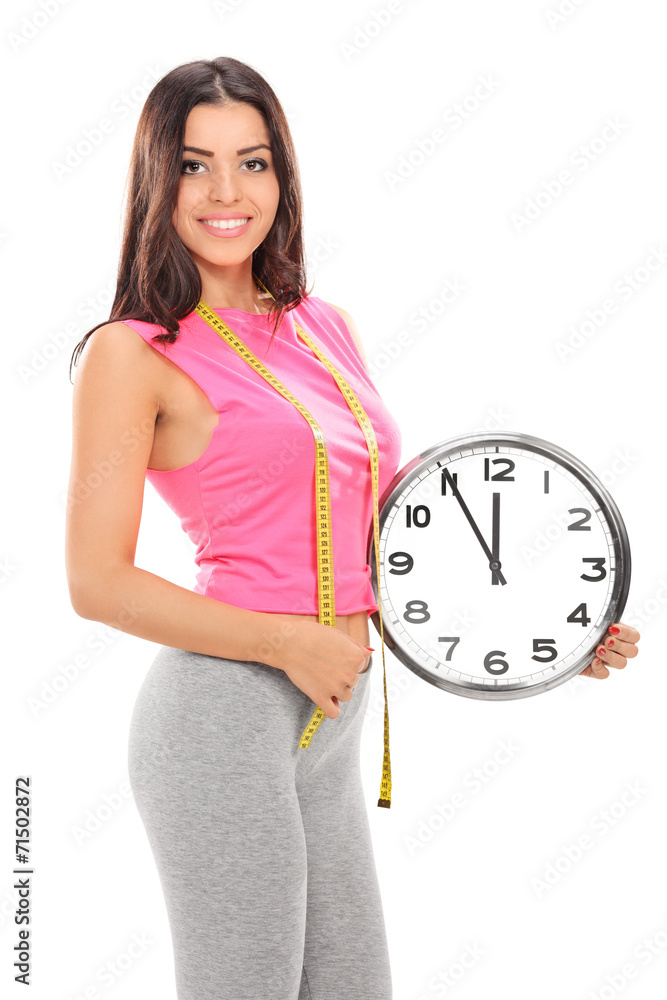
579;622;641;679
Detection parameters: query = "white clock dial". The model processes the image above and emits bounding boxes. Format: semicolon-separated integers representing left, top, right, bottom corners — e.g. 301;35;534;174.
368;433;631;699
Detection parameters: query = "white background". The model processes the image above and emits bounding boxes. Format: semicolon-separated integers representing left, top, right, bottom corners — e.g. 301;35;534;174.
2;1;666;998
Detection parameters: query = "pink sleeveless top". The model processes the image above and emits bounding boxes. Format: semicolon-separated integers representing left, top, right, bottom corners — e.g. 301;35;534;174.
122;294;403;617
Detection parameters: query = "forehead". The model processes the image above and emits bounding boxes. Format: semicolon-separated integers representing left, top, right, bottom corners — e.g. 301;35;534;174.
183;103;270;146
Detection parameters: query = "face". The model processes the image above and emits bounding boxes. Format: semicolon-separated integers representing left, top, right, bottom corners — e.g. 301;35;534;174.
172;102;281;273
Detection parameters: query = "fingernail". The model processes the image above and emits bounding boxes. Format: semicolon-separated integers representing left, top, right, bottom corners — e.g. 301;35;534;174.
607;639;615;647
364;646;375;652
609;626;620;635
598;647;606;657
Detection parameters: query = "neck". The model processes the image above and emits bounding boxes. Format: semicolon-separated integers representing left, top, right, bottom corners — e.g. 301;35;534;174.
196;259;272;313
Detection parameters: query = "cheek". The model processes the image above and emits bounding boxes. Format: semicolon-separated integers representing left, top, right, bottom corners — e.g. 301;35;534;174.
259;172;280;206
262;180;281;220
173;183;196;225
171;191;183;229
172;197;195;237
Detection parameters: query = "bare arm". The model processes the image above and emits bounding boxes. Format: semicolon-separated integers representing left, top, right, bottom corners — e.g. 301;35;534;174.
65;322;290;667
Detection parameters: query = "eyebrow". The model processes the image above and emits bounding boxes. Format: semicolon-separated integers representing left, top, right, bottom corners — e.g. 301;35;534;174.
182;143;271;157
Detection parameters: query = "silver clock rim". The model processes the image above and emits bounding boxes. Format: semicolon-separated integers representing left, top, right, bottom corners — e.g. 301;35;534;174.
366;430;632;700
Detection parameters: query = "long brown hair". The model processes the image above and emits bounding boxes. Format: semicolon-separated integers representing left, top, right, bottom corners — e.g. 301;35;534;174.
68;56;311;383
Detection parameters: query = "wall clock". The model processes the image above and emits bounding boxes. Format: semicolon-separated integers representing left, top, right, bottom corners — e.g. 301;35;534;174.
367;432;631;699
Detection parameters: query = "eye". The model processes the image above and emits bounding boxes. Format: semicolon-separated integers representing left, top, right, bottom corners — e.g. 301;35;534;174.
182;159;205;174
181;157;269;175
242;158;268;172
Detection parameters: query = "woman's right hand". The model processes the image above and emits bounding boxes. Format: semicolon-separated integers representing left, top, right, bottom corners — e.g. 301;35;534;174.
263;618;372;719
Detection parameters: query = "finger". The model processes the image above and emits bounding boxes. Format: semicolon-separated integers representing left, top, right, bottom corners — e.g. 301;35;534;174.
580;656;609;678
604;635;638;659
607;622;641;644
337;684;356;702
595;642;627;670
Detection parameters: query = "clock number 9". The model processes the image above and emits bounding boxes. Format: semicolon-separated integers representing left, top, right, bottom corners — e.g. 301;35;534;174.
388;552;414;575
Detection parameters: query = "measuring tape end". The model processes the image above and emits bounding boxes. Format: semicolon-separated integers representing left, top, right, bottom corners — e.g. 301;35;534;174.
377;797;391;809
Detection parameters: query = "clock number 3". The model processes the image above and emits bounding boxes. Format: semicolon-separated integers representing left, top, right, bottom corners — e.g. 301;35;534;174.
581;557;606;581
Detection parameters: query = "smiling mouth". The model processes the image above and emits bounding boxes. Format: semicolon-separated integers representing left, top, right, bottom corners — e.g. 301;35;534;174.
198;217;251;230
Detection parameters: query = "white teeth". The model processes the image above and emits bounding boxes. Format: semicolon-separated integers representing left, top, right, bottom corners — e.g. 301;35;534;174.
200;217;250;230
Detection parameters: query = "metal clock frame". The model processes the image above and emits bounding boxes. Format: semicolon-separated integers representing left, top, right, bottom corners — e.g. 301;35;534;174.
366;431;632;700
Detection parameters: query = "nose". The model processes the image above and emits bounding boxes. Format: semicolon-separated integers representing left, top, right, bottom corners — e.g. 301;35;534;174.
206;168;244;203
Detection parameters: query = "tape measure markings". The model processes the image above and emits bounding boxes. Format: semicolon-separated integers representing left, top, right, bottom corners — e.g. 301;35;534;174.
194;289;391;808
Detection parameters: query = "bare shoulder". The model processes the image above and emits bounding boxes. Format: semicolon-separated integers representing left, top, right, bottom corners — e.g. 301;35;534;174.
323;301;369;369
81;320;159;369
75;320;167;395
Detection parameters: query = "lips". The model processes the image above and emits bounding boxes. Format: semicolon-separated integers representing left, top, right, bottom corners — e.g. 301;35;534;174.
196;217;252;239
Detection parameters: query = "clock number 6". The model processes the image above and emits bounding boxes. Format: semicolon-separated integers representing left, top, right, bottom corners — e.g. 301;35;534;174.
484;650;509;675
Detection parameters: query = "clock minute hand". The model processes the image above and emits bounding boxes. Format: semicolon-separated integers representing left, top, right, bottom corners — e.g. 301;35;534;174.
491;491;502;586
443;467;507;586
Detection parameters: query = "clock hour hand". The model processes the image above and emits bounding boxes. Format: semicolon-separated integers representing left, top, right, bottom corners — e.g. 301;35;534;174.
443;468;507;585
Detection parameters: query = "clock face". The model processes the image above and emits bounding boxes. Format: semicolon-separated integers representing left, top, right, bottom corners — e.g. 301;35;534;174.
368;433;631;699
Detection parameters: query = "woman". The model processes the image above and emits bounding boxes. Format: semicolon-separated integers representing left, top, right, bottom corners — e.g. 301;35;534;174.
66;56;398;1000
65;56;640;1000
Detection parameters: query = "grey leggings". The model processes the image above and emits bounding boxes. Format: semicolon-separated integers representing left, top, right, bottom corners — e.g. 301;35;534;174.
127;645;392;1000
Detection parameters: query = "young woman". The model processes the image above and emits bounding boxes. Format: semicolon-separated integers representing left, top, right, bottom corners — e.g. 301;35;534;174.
65;55;641;1000
65;56;400;1000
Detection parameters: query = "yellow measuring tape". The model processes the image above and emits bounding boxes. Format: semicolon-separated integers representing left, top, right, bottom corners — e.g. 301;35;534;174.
194;279;392;807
